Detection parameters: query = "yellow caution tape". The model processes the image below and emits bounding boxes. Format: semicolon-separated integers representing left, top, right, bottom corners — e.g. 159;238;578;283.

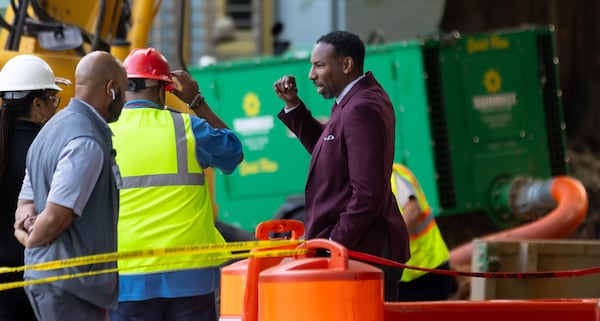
0;239;303;274
0;246;309;291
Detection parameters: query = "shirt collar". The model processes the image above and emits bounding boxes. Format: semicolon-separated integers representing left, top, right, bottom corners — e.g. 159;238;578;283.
336;73;366;104
123;99;162;109
72;98;107;124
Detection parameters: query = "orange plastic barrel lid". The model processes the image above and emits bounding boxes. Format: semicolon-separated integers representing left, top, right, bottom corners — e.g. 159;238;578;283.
258;239;385;321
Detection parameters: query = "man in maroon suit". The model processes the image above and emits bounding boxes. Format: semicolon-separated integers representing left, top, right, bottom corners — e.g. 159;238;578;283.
273;30;410;301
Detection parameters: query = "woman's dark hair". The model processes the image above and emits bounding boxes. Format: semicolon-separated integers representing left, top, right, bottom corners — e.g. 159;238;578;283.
0;90;43;179
316;30;366;71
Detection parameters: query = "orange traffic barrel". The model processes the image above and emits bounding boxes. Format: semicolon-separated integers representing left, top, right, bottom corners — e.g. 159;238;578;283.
219;219;304;321
258;239;384;321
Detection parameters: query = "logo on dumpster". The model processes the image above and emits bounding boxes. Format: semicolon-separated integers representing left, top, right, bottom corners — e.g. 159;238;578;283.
243;92;260;117
234;91;275;152
483;69;502;94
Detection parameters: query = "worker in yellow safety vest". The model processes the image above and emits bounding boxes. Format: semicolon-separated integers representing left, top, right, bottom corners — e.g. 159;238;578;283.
391;163;456;301
109;48;243;321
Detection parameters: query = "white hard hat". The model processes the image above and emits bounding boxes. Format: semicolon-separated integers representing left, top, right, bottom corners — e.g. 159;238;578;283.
0;54;66;93
198;55;217;67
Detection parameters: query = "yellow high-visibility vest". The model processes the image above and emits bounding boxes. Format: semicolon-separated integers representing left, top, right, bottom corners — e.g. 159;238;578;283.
391;163;449;282
110;108;227;274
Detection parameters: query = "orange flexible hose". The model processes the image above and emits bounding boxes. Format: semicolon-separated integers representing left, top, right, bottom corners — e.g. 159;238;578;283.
449;176;588;267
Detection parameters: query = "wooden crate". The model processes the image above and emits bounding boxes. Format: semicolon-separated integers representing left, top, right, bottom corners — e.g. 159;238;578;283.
470;239;600;300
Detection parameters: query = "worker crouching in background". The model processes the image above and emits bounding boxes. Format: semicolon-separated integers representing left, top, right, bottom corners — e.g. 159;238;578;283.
391;163;457;301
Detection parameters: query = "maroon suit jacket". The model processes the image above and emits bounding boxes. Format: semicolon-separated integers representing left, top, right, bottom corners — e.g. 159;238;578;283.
278;72;410;263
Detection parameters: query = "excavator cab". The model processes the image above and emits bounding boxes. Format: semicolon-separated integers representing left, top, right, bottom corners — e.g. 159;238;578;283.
0;0;127;53
0;0;254;243
0;0;171;108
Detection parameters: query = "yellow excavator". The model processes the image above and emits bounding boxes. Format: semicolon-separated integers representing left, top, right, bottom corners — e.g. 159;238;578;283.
0;0;254;241
0;0;174;107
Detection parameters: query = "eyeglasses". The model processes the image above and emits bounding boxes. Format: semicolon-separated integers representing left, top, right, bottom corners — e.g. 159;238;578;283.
40;95;61;109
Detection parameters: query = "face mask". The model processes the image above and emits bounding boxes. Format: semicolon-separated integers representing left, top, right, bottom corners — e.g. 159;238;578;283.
107;88;124;123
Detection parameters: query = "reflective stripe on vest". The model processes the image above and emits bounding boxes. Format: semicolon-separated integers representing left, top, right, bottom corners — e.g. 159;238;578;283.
391;164;449;281
391;164;434;238
120;112;205;188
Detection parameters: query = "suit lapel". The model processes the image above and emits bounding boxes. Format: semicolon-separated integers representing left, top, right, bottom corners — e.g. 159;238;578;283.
306;73;374;183
307;101;338;177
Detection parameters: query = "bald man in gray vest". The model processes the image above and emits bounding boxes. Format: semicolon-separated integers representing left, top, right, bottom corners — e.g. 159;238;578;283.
14;51;128;321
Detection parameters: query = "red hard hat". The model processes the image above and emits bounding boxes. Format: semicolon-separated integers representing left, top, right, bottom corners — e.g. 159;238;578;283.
124;48;177;91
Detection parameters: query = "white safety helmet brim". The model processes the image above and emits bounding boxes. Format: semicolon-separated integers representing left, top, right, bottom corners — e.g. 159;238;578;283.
0;54;69;93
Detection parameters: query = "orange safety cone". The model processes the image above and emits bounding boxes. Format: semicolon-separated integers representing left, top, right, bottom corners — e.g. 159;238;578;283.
219;219;304;321
258;239;384;321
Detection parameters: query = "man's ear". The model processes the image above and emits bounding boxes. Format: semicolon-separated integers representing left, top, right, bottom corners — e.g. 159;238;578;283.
106;80;115;98
342;56;354;75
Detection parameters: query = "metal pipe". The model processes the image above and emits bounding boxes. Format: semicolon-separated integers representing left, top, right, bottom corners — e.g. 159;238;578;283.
511;178;556;220
175;0;187;71
489;176;558;227
92;0;107;51
8;0;30;50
